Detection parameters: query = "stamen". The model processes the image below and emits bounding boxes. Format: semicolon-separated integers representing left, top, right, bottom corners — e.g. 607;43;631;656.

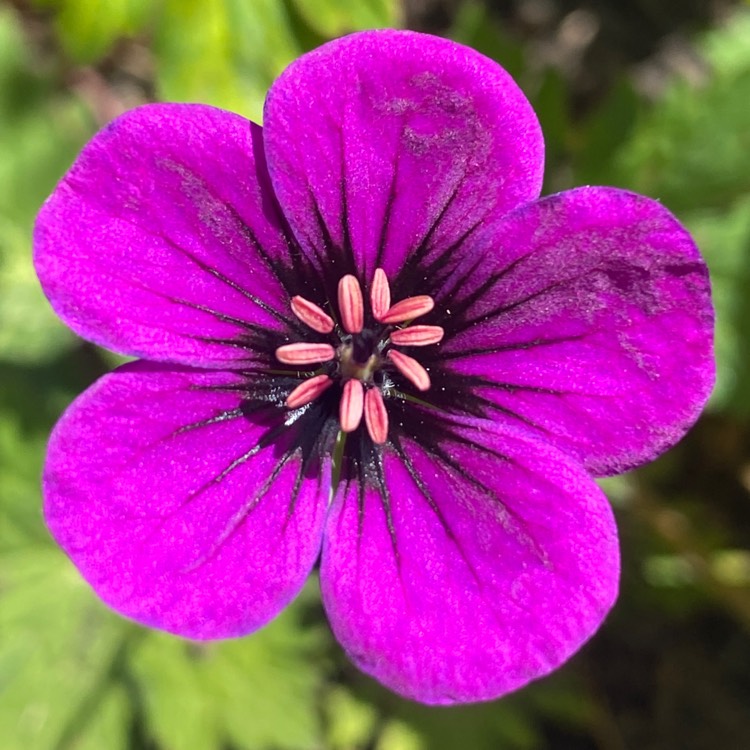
291;296;334;334
380;295;435;325
390;325;444;347
278;271;444;436
364;388;389;444
285;374;333;408
338;275;364;334
339;379;364;432
388;350;431;391
275;342;335;365
370;268;391;321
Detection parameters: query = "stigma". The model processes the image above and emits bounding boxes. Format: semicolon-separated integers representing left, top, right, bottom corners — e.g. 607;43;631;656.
275;269;443;445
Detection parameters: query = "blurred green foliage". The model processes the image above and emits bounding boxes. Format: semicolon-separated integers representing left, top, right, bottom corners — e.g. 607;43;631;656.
1;1;750;748
609;13;750;413
0;8;85;362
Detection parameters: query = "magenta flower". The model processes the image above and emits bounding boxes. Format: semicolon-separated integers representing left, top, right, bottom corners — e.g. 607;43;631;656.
34;30;714;704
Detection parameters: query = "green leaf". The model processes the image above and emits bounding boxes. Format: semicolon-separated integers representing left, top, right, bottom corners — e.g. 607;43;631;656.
375;721;425;750
0;401;48;548
449;2;524;81
607;10;750;414
701;10;750;76
130;584;328;750
0;352;92;750
683;197;750;413
613;11;750;212
0;216;76;365
392;698;541;750
573;79;639;186
0;352;86;547
0;7;92;364
530;68;571;192
325;686;378;749
153;0;303;122
348;676;542;750
289;0;400;38
128;635;221;750
0;549;133;750
68;684;130;750
30;0;154;64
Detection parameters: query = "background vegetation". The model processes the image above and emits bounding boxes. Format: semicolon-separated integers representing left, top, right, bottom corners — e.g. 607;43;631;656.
1;0;750;747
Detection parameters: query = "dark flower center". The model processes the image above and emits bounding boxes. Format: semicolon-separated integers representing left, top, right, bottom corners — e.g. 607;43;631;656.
275;269;444;444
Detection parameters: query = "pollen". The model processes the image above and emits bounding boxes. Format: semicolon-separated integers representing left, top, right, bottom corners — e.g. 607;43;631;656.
275;269;443;444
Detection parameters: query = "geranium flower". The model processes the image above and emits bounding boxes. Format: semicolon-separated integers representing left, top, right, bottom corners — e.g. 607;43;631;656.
34;30;714;704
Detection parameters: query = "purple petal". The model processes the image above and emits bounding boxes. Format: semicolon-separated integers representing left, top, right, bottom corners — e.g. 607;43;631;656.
263;30;543;282
321;416;619;704
43;362;328;639
436;187;715;475
34;104;298;368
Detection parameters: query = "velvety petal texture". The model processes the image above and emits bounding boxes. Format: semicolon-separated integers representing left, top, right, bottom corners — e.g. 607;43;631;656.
33;30;714;706
321;416;619;704
430;187;714;475
34;104;299;368
263;29;543;283
43;363;329;639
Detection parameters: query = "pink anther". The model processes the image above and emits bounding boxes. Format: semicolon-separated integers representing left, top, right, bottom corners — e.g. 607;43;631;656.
275;342;335;365
364;387;389;444
338;275;364;333
285;374;333;408
380;295;435;325
388;349;431;391
290;296;334;334
390;325;444;347
370;268;391;321
339;379;364;432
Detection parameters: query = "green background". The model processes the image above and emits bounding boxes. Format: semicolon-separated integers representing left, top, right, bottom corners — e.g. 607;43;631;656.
2;0;750;747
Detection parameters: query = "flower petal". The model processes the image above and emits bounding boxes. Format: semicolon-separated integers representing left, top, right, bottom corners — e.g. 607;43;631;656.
431;187;715;475
34;104;301;368
43;362;330;639
263;30;543;284
321;415;619;704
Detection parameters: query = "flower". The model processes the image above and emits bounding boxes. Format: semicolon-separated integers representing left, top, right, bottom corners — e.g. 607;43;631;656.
34;30;714;705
